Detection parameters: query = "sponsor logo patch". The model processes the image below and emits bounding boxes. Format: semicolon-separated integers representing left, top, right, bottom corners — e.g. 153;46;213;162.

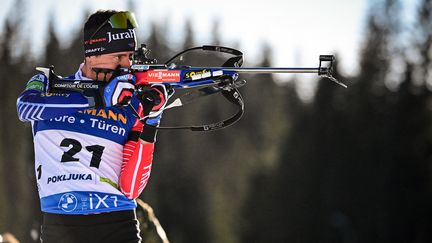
184;69;209;79
58;193;78;212
25;80;44;91
145;70;181;82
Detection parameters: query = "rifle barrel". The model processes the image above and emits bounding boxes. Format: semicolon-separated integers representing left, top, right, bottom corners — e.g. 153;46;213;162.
215;67;320;74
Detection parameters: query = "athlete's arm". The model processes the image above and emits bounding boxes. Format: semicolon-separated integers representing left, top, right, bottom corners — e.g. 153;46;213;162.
17;73;93;122
17;73;135;122
119;85;172;199
119;104;155;199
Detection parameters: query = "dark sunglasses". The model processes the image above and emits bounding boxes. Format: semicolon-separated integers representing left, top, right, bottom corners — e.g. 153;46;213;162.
87;11;138;42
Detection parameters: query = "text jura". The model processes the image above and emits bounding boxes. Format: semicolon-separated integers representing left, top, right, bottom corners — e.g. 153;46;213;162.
107;29;135;43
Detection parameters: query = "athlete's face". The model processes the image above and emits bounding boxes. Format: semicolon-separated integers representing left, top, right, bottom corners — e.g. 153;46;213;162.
83;51;134;81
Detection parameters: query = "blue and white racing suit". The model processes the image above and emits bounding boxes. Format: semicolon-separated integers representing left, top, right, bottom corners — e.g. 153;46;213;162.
17;65;154;215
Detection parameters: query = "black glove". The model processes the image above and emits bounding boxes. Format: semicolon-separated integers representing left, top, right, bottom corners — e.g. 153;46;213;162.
138;84;174;142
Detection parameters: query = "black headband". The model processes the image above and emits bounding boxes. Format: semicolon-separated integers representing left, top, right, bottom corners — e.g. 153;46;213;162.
84;23;137;56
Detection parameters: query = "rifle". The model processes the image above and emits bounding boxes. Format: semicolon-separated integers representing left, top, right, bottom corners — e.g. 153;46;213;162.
36;44;346;132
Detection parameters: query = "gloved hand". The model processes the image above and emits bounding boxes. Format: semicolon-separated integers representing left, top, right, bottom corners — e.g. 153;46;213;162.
142;84;174;126
139;84;174;142
101;74;136;107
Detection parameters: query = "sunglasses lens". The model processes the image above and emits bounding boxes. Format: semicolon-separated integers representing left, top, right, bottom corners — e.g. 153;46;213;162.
109;12;138;29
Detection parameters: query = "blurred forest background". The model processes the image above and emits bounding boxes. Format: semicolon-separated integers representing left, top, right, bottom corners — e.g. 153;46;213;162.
1;0;432;242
